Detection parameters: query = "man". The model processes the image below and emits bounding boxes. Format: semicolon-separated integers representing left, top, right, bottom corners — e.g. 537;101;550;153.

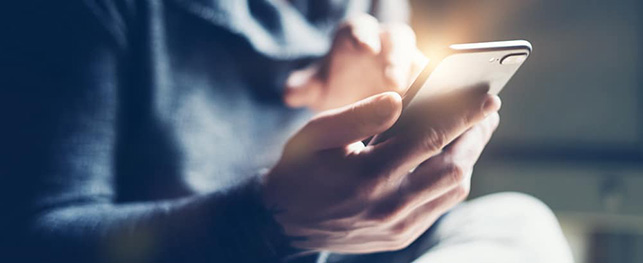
0;0;572;262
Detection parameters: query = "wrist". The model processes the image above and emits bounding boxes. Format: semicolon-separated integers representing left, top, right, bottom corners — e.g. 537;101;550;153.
228;171;309;262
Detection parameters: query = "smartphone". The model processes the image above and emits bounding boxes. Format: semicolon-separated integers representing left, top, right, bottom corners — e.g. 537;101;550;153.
403;40;531;108
367;40;531;145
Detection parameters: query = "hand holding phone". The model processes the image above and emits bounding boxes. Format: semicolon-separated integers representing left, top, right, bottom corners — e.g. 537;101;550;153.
263;40;528;254
264;91;501;253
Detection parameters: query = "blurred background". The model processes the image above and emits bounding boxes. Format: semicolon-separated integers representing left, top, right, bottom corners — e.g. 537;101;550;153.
408;0;643;262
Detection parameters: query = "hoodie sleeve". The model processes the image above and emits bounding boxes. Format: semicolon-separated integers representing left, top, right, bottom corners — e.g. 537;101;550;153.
0;1;303;262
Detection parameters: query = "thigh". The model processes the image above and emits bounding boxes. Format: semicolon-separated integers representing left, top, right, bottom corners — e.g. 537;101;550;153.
322;192;573;263
320;206;448;263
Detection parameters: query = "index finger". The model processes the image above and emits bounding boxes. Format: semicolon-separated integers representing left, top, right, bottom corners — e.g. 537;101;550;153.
402;112;500;202
364;87;501;179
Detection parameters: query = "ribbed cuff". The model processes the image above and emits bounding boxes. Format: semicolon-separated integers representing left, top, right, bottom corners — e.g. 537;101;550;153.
221;173;310;263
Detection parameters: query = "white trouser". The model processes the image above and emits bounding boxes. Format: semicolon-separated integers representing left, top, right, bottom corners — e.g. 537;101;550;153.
320;192;574;263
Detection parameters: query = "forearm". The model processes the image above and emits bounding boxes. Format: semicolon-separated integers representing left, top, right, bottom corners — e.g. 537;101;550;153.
21;178;302;263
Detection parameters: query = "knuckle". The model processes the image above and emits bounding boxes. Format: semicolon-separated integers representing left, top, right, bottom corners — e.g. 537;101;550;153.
460;108;478;128
390;220;411;237
453;184;471;200
442;163;466;186
421;129;448;153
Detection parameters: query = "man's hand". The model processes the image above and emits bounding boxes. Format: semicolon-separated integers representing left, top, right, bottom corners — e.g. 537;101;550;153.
263;89;501;254
284;14;427;111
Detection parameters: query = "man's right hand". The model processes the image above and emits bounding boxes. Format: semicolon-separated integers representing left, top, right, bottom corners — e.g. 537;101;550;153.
262;89;501;254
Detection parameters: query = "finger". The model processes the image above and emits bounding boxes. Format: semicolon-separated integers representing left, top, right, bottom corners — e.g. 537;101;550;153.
293;187;459;253
354;181;468;248
392;183;469;245
334;14;382;54
283;64;325;108
379;23;417;91
384;113;500;220
403;112;499;197
287;14;382;110
443;111;500;160
290;92;402;152
293;151;481;253
367;87;501;178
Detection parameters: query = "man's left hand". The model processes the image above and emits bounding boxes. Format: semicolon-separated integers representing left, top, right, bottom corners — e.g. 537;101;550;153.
284;14;427;111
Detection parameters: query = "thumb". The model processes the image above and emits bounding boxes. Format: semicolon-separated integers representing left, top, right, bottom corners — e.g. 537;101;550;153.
291;92;403;151
283;64;324;108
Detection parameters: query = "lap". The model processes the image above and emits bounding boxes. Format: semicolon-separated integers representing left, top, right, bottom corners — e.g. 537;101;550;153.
318;192;573;263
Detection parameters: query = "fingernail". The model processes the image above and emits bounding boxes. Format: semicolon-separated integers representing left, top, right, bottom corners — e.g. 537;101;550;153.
482;95;501;115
